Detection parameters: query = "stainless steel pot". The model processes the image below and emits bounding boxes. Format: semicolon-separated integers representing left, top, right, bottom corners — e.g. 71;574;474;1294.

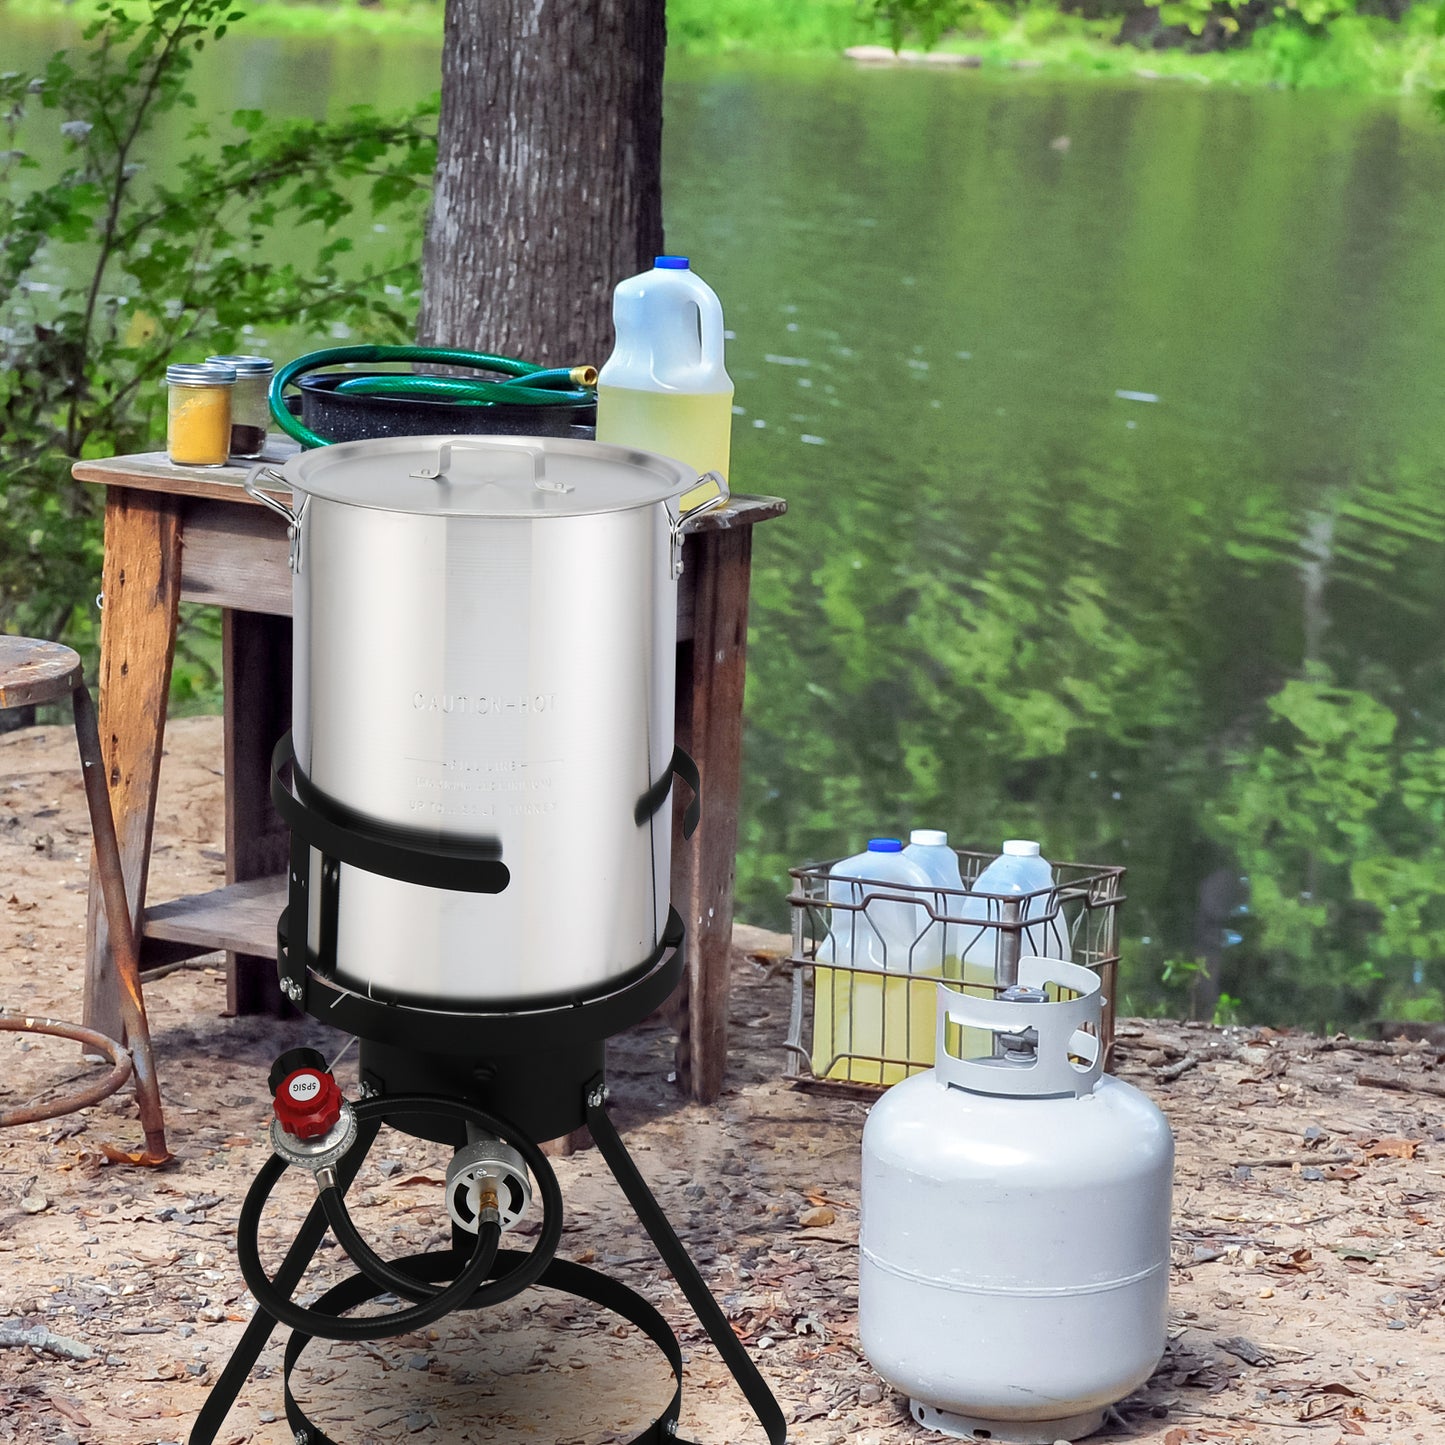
246;436;726;1006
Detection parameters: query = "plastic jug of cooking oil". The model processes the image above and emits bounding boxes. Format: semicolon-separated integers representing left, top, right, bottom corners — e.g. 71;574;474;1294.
595;256;734;480
901;830;966;1067
948;840;1071;1060
812;838;931;1086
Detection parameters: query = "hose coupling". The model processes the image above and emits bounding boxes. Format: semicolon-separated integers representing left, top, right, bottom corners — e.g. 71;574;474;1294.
445;1136;531;1234
570;364;599;387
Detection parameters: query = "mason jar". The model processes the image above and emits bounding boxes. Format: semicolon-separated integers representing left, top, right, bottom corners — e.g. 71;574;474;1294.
206;354;274;459
166;363;236;467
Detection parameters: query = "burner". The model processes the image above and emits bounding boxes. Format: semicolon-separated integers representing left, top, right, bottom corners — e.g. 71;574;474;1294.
190;738;785;1445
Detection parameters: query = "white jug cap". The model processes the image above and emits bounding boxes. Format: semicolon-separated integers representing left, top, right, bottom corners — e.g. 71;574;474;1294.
1001;839;1041;856
909;829;948;846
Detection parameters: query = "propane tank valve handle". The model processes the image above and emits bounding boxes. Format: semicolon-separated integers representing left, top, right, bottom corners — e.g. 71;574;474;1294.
996;984;1048;1059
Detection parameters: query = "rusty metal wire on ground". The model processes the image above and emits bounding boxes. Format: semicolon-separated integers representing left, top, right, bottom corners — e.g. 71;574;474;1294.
0;1012;133;1126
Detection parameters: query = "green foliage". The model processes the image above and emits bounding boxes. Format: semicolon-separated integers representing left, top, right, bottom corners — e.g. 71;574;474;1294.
840;0;1445;97
12;0;1444;92
865;0;982;52
0;0;435;670
1201;676;1445;1030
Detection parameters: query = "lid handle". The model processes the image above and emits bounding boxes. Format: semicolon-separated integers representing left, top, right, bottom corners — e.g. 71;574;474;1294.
407;439;572;494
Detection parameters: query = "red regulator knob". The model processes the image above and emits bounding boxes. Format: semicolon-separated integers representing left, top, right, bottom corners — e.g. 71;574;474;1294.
272;1062;344;1141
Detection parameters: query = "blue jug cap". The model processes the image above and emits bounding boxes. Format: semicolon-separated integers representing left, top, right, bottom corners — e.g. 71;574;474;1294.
866;837;903;852
655;255;690;269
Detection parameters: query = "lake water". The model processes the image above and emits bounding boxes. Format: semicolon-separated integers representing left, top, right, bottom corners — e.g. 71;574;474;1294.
8;14;1445;1025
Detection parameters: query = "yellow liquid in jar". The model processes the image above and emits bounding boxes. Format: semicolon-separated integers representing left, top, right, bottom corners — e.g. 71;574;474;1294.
595;384;732;480
167;385;232;466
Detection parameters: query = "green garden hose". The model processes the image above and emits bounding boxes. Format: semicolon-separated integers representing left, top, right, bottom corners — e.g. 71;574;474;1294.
270;345;598;449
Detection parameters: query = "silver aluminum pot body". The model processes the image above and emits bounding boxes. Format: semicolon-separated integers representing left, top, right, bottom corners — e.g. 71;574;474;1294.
253;436;725;1007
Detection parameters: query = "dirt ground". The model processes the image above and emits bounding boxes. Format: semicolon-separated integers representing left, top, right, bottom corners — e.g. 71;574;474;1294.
2;716;1444;1445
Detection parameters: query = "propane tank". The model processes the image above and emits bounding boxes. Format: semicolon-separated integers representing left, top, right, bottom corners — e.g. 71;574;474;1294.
859;959;1174;1443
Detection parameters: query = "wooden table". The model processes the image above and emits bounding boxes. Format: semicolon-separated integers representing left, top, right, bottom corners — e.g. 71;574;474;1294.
74;447;784;1103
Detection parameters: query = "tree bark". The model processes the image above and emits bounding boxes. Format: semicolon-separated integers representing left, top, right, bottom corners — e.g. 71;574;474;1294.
418;0;666;368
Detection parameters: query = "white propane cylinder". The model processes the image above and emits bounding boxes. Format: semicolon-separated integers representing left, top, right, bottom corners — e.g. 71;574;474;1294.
859;959;1174;1444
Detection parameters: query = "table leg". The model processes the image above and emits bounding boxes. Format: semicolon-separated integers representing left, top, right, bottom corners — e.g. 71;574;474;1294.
667;525;755;1103
83;490;183;1044
223;609;293;1016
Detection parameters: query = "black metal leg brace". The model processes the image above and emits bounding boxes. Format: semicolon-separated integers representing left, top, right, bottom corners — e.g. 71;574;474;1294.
584;1078;788;1445
192;1087;786;1445
189;1117;383;1445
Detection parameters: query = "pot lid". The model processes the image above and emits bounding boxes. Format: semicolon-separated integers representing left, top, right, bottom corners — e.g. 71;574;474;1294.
279;434;700;517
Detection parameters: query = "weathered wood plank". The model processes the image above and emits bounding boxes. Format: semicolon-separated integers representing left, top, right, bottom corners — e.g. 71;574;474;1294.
142;875;286;958
73;447;297;506
83;490;183;1042
180;499;292;615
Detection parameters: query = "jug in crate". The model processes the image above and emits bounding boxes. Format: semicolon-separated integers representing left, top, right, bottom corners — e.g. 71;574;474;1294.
812;838;934;1086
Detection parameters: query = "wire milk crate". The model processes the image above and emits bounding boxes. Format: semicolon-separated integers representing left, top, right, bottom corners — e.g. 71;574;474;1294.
783;850;1126;1089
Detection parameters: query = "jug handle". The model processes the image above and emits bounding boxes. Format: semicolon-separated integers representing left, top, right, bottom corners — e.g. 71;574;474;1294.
667;471;729;579
670;266;728;370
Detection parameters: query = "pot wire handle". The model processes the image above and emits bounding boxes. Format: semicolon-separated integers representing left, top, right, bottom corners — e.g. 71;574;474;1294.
667;472;729;579
672;471;729;528
244;464;299;526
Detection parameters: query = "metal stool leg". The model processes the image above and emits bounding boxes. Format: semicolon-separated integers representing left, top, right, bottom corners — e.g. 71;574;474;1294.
71;680;170;1164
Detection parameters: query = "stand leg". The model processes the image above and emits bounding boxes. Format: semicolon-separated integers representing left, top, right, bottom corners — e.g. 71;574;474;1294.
668;525;756;1103
72;682;169;1164
84;490;182;1041
585;1079;787;1444
189;1117;381;1445
223;608;293;1016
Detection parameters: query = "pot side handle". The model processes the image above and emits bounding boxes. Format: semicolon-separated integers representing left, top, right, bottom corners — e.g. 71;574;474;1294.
243;464;300;527
667;471;729;579
672;471;729;528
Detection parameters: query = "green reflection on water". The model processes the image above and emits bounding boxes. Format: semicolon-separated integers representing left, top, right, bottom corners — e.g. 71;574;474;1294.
7;17;1445;1025
665;60;1445;1026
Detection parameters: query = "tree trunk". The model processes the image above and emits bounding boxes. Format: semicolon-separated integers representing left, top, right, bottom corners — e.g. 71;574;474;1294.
418;0;666;368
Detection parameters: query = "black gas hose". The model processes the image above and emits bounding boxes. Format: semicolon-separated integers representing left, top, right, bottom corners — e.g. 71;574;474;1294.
237;1093;563;1341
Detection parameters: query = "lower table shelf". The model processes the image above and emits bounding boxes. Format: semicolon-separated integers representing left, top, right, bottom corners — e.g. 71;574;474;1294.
140;875;286;968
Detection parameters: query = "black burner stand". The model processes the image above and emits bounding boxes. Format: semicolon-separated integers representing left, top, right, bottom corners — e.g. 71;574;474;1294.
190;748;785;1444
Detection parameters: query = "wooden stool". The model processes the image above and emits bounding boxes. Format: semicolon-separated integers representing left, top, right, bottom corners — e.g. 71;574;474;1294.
0;637;169;1162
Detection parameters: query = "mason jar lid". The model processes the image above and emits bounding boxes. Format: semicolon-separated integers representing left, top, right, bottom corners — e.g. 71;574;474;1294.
281;434;703;518
167;363;236;385
205;353;274;376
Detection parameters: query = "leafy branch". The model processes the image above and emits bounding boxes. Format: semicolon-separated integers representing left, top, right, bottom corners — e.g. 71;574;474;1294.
0;0;437;650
